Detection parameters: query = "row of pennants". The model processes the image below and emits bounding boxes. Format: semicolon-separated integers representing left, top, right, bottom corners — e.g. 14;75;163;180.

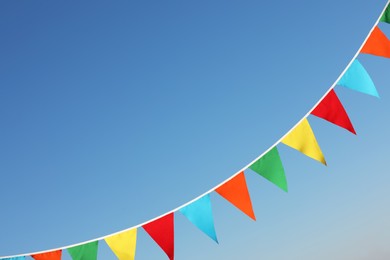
3;3;390;260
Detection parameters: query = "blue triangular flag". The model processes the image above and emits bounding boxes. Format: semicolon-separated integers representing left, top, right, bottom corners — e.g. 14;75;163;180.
2;257;25;260
338;59;379;97
179;194;218;243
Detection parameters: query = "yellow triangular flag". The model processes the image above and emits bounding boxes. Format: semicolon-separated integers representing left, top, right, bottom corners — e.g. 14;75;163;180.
281;118;326;165
105;229;137;260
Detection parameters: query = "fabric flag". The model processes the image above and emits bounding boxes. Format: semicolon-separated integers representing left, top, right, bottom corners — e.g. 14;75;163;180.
281;118;326;165
67;241;98;260
380;4;390;23
361;26;390;58
31;250;62;260
179;194;218;243
143;213;174;260
249;147;287;192
105;229;137;260
337;59;379;97
311;89;356;134
215;172;256;220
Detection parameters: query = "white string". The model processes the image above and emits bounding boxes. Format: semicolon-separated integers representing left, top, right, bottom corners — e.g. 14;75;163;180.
2;1;389;258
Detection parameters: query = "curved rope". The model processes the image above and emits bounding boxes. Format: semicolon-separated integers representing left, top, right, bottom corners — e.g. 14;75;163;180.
2;1;389;258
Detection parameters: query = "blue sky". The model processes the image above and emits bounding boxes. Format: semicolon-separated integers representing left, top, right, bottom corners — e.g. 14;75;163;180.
1;0;390;259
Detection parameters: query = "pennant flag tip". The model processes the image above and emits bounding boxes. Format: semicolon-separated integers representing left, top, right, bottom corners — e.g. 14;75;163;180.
321;158;327;166
371;90;380;98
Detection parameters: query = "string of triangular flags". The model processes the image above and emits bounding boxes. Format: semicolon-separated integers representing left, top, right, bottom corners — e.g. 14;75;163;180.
3;2;390;260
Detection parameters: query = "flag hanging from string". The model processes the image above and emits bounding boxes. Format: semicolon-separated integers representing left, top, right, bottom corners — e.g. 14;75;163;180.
1;1;390;260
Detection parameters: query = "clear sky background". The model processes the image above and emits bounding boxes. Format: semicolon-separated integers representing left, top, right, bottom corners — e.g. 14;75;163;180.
1;0;390;259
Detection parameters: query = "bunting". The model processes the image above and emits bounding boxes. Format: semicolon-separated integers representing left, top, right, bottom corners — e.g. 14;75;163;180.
1;1;390;260
361;26;390;58
67;241;98;260
105;229;137;260
281;118;326;165
143;213;174;260
180;194;218;242
31;250;62;260
337;59;379;97
249;147;287;192
311;89;356;134
215;172;256;220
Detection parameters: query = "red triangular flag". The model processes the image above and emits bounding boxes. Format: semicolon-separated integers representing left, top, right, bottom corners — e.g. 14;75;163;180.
215;172;256;220
31;250;62;260
311;89;356;134
361;26;390;58
143;213;174;260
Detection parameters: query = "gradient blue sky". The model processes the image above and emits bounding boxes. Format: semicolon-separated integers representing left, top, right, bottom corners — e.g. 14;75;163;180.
1;0;390;259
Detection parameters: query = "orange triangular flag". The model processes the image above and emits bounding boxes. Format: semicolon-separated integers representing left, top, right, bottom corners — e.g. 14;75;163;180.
31;250;62;260
215;172;256;220
361;26;390;58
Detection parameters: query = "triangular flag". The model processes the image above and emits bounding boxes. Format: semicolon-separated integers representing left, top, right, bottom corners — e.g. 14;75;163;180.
380;5;390;23
67;241;98;260
179;194;218;243
105;229;137;260
249;147;287;192
281;118;326;165
31;250;62;260
2;257;25;260
143;213;174;260
311;89;356;134
361;26;390;58
337;59;379;97
215;172;256;220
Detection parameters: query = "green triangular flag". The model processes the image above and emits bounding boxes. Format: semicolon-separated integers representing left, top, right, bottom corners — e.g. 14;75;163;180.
249;146;288;192
68;241;99;260
380;5;390;24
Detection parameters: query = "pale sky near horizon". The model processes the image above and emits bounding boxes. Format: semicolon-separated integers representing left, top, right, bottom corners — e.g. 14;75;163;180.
1;0;390;259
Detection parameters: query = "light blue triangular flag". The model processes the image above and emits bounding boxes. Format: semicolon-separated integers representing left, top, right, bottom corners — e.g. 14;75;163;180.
179;194;218;243
3;257;25;260
338;59;379;97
